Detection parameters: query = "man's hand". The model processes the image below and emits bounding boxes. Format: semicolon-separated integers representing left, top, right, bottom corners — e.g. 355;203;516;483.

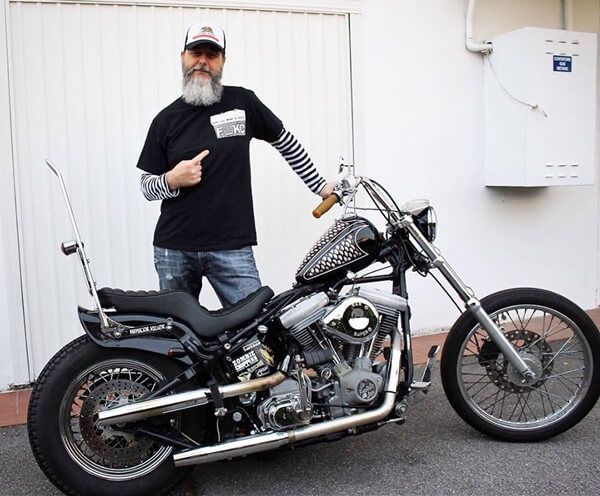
165;150;210;190
318;181;337;199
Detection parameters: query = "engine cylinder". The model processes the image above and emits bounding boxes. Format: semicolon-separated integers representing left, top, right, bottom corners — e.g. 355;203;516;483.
278;292;329;330
279;293;330;351
351;287;406;361
369;314;398;361
354;287;407;312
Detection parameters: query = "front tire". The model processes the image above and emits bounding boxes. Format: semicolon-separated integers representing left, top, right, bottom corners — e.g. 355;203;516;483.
27;336;198;496
441;288;600;441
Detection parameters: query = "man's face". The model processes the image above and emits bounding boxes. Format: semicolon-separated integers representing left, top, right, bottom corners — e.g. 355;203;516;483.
180;44;225;106
181;45;225;81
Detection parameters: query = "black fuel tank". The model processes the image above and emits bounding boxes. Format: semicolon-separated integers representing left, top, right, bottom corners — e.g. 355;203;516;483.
295;217;381;285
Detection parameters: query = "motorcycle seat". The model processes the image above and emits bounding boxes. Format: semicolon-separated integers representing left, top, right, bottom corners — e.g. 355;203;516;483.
97;286;274;338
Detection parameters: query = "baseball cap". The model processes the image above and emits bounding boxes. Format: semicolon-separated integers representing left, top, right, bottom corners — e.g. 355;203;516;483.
184;21;226;52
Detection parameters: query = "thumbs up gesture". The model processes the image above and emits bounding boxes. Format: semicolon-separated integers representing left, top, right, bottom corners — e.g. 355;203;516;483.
166;150;210;190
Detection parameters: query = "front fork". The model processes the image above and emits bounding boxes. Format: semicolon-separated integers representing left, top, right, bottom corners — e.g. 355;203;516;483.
398;215;536;383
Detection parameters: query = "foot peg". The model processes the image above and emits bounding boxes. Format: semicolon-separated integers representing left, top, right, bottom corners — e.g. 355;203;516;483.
409;345;440;403
420;345;441;384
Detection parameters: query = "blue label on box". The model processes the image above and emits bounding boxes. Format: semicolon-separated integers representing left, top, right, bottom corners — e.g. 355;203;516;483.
553;55;572;72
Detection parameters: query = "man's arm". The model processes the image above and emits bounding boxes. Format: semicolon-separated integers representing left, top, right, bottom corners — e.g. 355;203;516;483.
140;150;209;201
269;128;330;196
140;173;180;201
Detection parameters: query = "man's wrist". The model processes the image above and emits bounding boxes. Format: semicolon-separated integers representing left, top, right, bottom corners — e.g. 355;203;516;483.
165;171;178;191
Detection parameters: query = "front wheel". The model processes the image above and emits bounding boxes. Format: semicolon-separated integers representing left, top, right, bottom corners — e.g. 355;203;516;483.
27;336;202;496
441;288;600;441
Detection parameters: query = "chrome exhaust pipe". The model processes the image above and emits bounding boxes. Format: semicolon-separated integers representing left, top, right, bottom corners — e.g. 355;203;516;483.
173;328;402;467
175;432;291;466
97;371;287;426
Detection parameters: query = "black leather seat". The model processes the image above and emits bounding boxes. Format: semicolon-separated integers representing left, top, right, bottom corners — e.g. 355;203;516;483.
98;286;274;338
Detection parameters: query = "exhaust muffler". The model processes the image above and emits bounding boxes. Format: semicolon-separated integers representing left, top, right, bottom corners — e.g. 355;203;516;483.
173;328;402;467
97;371;287;426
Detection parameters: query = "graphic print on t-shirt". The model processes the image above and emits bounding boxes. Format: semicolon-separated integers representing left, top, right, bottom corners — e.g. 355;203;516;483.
210;109;246;139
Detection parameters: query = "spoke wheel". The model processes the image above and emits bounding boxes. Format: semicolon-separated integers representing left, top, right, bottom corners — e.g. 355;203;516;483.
59;359;173;481
441;288;600;441
28;336;202;496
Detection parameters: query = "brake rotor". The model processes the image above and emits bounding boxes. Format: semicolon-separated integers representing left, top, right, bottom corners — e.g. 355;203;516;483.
79;379;158;468
478;329;553;393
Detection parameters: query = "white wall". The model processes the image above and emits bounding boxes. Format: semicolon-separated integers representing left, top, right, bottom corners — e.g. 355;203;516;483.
572;0;600;32
0;0;29;389
358;0;599;332
477;0;563;36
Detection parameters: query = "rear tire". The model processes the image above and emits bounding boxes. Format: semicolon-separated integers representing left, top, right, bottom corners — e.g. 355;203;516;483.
441;288;600;441
27;336;201;496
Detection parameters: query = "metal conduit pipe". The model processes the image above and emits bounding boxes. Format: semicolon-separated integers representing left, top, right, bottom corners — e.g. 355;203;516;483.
465;0;492;54
173;327;402;467
563;0;573;31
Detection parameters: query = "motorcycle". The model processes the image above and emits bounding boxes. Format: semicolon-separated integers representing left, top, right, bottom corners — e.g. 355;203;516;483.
28;160;600;496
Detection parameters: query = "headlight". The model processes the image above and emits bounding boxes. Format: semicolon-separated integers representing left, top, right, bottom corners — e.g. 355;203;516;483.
414;206;437;242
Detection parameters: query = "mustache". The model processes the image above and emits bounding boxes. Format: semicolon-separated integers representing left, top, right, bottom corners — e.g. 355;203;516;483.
185;65;214;78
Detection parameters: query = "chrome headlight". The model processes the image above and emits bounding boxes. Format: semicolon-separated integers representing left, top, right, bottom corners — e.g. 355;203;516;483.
414;206;437;242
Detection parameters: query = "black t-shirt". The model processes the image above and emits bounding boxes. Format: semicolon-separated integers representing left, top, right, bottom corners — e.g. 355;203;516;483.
137;86;283;251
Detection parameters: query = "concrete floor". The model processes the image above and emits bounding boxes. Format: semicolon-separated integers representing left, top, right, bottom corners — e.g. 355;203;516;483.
1;365;599;496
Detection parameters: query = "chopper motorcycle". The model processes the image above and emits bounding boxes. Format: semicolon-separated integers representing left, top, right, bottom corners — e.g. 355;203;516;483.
28;160;600;496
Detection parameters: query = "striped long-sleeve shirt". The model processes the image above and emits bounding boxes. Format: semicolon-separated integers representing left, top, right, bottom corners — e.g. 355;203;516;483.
140;128;326;201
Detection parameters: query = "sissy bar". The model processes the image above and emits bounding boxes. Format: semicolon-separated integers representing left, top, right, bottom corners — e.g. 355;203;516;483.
45;159;111;329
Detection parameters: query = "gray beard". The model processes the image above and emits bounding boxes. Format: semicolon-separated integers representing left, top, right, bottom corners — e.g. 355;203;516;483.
181;66;223;106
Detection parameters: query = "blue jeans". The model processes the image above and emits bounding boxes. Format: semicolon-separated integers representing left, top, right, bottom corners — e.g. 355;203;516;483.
153;246;262;307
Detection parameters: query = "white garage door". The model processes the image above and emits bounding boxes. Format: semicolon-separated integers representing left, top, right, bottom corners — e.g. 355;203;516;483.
7;0;354;378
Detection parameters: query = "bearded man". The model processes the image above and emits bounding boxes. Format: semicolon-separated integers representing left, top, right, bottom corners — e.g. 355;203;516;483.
137;21;334;307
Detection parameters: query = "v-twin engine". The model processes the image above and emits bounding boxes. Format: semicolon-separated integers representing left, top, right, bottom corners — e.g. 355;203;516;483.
273;287;407;421
173;325;402;467
278;286;407;362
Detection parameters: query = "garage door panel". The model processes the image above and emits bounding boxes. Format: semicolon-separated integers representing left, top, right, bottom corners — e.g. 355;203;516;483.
8;1;352;376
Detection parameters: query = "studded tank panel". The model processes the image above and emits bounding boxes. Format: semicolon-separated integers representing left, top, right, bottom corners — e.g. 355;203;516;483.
295;217;381;285
296;219;352;274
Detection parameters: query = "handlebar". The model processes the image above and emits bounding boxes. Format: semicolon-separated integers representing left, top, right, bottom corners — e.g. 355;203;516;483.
312;194;339;219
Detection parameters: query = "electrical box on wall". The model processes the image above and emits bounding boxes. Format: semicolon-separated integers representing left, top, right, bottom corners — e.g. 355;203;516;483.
484;27;597;187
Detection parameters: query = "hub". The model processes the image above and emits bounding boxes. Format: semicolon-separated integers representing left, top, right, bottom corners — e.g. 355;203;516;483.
479;329;552;393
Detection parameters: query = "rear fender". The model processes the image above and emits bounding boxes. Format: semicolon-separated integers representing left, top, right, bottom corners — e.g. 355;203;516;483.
78;307;196;366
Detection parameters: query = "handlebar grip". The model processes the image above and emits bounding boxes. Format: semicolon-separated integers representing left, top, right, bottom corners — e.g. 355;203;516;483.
312;194;339;219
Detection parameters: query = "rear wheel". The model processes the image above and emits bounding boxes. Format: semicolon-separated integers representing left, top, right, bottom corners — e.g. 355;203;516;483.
28;336;203;495
441;288;600;441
